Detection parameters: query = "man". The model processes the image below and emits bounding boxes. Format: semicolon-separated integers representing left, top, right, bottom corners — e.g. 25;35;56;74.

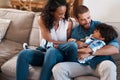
52;5;119;80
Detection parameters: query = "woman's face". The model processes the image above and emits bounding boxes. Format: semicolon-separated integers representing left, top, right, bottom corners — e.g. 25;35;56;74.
53;6;66;21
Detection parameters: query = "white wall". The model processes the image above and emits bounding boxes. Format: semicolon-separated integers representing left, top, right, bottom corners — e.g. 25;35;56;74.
83;0;120;22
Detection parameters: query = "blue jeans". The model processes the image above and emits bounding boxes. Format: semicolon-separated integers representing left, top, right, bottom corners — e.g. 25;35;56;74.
40;42;78;80
16;49;44;80
16;42;78;80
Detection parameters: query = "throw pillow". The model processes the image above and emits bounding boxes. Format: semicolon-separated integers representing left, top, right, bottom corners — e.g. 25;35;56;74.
0;18;11;42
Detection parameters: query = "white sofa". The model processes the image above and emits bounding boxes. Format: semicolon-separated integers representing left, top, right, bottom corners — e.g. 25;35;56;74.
0;8;120;80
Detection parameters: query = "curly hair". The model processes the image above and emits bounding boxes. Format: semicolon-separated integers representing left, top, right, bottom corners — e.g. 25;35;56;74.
96;23;118;44
41;0;69;31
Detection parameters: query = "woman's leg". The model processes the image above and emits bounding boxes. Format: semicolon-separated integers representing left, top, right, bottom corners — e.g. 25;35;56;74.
16;49;44;80
40;47;64;80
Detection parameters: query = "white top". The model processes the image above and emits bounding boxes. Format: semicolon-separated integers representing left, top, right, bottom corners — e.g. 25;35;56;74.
41;19;69;48
50;19;69;41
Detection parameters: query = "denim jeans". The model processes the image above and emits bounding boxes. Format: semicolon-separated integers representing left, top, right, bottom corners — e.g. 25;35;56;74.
16;42;78;80
16;49;44;80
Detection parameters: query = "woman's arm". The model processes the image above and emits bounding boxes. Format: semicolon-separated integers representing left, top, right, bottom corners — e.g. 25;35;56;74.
38;16;73;44
67;19;73;39
38;16;53;42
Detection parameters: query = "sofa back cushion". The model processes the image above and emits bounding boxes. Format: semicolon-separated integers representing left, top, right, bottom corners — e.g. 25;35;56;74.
0;18;11;42
106;22;120;43
0;9;35;43
29;13;41;47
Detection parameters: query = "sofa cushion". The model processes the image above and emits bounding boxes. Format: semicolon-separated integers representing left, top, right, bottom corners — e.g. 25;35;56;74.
106;22;120;43
0;18;11;42
1;55;42;80
29;13;41;47
0;40;22;67
0;9;35;44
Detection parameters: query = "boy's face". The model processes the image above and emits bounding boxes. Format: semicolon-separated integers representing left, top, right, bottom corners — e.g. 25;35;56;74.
76;11;91;30
92;30;105;41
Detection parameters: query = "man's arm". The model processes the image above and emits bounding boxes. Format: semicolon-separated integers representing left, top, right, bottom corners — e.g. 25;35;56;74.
93;38;119;56
78;38;119;56
93;45;119;56
78;45;119;59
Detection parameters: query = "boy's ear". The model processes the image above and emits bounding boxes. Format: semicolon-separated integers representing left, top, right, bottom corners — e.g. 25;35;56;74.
101;37;105;41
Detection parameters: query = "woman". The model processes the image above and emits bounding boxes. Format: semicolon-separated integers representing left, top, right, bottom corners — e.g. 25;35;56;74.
16;0;78;80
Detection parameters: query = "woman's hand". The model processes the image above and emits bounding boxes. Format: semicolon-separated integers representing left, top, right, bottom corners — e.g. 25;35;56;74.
54;43;58;48
68;38;77;42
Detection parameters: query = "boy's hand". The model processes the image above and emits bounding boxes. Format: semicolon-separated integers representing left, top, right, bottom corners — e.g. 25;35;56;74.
76;41;88;48
78;53;90;60
78;48;92;54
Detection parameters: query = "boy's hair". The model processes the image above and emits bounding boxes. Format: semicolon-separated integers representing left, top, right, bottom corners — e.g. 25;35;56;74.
96;23;118;44
75;5;89;18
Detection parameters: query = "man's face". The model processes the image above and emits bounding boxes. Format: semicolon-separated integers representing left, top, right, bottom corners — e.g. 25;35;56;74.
76;11;91;30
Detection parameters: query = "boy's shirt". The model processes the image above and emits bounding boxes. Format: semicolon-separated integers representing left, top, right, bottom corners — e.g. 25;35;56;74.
78;34;106;63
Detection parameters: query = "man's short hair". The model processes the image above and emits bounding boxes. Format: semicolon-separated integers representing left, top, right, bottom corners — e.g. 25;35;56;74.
75;5;89;18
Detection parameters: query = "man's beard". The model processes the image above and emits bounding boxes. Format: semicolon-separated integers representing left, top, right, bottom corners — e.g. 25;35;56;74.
83;23;90;30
